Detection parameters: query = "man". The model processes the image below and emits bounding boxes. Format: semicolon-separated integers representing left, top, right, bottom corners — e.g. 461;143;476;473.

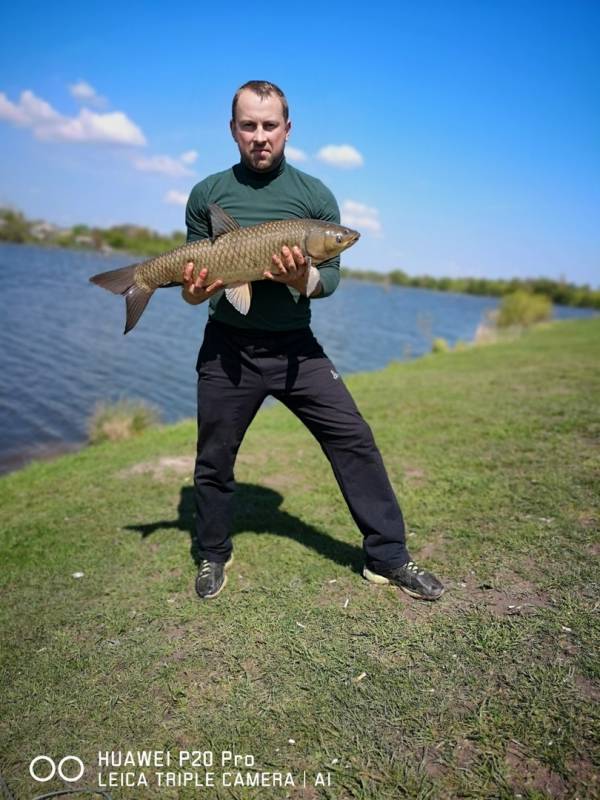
182;80;444;602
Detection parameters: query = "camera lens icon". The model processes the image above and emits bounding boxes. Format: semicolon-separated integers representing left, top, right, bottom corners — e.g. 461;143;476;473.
29;755;85;783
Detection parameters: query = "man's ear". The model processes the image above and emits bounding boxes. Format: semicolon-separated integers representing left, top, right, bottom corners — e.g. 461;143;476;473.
230;119;237;141
285;120;291;141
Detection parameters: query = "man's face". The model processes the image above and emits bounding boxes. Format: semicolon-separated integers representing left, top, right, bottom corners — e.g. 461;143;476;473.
231;89;291;172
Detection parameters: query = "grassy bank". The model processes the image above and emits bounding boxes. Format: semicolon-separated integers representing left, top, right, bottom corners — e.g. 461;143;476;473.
1;318;599;800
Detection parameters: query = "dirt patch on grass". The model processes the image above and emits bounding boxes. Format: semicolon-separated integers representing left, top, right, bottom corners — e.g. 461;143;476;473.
421;746;447;779
454;738;477;770
403;465;427;488
506;744;568;798
236;450;270;469
565;755;599;795
119;455;194;481
262;471;312;493
578;511;598;530
445;571;552;618
574;672;600;702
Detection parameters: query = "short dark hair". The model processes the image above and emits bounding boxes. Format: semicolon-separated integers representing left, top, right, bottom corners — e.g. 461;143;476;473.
231;80;289;122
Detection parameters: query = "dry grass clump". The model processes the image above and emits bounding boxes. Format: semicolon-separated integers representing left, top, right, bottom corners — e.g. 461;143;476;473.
88;399;160;444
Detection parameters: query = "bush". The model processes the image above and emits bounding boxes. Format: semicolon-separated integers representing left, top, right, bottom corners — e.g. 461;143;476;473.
88;399;160;444
496;290;552;328
431;337;450;353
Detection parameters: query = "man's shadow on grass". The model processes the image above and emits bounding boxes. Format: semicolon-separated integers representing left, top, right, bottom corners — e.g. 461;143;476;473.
124;482;363;573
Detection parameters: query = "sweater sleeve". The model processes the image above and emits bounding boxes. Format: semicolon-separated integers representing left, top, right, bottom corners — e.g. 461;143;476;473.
185;182;211;242
312;183;341;299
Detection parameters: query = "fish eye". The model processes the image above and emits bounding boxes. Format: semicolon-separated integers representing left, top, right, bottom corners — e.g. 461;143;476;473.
335;233;343;244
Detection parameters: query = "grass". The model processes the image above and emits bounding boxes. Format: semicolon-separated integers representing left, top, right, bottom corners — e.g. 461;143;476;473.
1;317;599;800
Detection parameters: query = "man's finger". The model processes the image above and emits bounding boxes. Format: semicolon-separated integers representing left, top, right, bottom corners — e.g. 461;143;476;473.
271;254;286;275
183;261;194;281
205;279;224;294
291;246;306;267
281;246;296;271
194;268;208;288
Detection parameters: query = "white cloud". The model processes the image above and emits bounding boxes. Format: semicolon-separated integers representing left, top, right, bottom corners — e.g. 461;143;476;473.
285;145;307;162
39;109;146;145
179;149;198;165
69;80;106;108
164;190;189;206
341;200;382;236
317;144;364;168
0;90;61;126
133;152;196;177
0;89;146;146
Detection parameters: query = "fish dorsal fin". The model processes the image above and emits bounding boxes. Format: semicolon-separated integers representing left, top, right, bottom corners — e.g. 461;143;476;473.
225;282;252;315
208;204;241;239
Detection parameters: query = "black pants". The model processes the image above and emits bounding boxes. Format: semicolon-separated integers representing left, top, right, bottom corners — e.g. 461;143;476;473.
194;320;410;572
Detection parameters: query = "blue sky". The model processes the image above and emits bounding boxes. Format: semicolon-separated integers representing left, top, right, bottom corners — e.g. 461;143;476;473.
1;0;598;285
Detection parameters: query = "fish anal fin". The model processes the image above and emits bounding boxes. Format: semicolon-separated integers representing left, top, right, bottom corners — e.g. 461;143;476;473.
225;282;252;315
208;204;241;239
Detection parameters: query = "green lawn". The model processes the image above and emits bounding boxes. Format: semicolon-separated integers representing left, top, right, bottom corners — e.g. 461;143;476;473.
1;317;599;800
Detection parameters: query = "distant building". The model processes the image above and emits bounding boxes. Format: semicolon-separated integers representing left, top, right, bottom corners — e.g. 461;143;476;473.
74;234;95;246
31;221;59;240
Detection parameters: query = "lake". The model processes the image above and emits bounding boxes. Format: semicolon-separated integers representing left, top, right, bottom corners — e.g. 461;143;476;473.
0;242;594;474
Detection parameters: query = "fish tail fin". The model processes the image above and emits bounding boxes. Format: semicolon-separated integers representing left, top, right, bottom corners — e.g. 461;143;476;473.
90;263;138;294
89;263;153;334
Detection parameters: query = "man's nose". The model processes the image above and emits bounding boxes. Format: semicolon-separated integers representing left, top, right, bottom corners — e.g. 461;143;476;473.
253;125;267;141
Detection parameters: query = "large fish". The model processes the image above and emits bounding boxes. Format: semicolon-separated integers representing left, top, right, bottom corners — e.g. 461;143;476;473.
90;204;360;333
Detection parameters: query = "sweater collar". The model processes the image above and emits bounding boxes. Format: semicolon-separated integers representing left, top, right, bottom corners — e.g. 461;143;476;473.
234;156;287;186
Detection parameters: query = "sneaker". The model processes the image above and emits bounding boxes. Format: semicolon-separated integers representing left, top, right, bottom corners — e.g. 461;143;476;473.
195;554;234;600
363;560;444;601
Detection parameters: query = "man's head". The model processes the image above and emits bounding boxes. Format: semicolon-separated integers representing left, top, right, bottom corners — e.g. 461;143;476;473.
230;80;291;172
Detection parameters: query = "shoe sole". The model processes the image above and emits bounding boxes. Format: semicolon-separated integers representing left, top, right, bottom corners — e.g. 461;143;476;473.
197;554;234;600
362;566;444;601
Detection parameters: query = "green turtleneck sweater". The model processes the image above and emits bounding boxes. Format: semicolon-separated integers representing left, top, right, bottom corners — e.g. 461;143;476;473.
185;158;341;331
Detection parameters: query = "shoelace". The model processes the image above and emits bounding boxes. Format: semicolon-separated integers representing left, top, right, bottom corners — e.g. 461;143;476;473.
405;561;425;576
198;560;213;577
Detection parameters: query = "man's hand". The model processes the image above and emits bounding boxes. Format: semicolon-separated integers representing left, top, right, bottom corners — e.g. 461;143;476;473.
181;262;224;305
264;246;314;295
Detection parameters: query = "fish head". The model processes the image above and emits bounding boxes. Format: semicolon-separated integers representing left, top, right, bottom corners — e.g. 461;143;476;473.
305;222;360;262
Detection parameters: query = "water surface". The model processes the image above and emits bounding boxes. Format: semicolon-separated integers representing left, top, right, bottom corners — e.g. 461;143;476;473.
0;243;593;473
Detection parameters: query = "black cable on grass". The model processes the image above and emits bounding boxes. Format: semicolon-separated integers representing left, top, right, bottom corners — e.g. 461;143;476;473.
0;776;112;800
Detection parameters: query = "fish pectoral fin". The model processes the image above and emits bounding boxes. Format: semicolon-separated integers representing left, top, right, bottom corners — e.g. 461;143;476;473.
306;260;320;297
208;204;241;239
286;261;320;303
225;282;252;315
